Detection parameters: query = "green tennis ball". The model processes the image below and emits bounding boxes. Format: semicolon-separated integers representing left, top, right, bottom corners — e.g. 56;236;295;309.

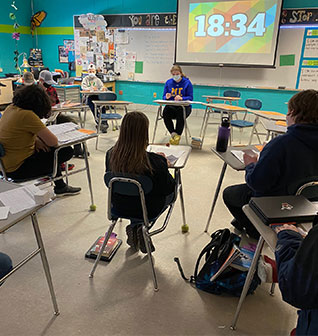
90;204;97;211
181;224;189;233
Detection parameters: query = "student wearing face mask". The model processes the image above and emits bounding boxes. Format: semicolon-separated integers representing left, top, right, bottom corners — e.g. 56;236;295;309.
162;65;193;145
81;64;109;133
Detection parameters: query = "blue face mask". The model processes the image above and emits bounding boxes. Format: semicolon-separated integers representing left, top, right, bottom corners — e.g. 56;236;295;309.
173;75;181;82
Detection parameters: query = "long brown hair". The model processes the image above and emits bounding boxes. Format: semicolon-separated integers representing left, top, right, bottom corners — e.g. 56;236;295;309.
110;112;153;174
288;90;318;124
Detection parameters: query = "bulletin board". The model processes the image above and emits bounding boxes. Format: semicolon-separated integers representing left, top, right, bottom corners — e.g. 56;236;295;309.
296;28;318;90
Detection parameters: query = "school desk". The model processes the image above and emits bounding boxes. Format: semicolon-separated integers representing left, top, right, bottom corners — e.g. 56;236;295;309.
200;103;248;149
52;103;89;127
248;110;286;145
91;100;131;149
38;125;98;211
152;100;192;145
205;145;258;233
230;204;277;330
0;180;59;315
147;144;192;233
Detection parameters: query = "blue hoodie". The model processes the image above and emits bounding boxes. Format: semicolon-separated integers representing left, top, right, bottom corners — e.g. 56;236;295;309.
245;124;318;197
163;77;193;102
275;225;318;335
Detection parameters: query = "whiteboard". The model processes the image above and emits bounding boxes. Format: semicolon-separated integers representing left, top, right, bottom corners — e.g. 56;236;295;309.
115;29;176;82
116;27;305;89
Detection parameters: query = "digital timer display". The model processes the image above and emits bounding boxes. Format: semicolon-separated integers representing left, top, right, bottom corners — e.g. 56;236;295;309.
188;1;278;54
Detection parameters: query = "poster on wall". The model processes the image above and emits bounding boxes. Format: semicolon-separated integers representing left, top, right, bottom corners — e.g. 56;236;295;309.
58;46;68;63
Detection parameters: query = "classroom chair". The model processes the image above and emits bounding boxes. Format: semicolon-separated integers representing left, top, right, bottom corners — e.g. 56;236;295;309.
230;98;262;144
231;179;318;330
89;172;177;291
96;92;122;131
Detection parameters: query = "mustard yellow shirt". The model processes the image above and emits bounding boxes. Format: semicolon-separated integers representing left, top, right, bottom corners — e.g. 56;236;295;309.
0;105;46;172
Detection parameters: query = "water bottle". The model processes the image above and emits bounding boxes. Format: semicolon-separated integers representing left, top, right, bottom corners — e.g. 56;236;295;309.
216;117;230;152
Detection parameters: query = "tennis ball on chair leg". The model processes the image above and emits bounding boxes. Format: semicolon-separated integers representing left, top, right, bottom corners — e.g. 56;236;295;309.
90;204;97;211
181;224;189;233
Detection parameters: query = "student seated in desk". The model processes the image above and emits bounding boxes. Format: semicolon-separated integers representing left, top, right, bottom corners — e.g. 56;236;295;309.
81;63;109;133
162;65;193;145
274;223;318;335
39;70;84;159
223;90;318;239
0;85;81;196
105;112;175;253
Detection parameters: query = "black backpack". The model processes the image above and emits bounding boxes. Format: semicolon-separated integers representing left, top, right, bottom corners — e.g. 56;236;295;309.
174;229;260;296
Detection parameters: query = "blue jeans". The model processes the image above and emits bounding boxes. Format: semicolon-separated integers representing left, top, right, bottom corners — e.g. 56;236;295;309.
0;252;13;281
87;96;108;126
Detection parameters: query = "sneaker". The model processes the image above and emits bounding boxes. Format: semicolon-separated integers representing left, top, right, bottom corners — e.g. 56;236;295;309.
61;163;75;171
54;185;81;197
73;151;90;159
169;135;181;145
137;225;155;254
96;124;109;133
126;225;139;250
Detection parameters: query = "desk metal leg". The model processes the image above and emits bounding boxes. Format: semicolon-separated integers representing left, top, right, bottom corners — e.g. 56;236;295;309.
248;116;259;145
152;106;161;144
205;162;227;233
95;104;101;150
83;142;96;211
200;106;212;149
175;169;188;233
182;106;190;145
230;236;264;330
199;106;209;138
31;213;60;316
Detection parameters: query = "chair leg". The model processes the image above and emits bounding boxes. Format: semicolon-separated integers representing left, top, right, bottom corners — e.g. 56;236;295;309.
89;220;117;278
230;236;265;330
142;225;158;291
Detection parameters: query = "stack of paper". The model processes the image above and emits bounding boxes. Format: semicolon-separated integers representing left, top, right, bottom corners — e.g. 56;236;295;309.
47;122;91;144
47;122;79;136
147;146;185;166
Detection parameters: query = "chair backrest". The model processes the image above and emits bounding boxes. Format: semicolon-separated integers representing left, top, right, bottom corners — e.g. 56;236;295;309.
296;181;318;202
98;92;117;101
104;171;153;223
223;90;241;98
245;98;262;110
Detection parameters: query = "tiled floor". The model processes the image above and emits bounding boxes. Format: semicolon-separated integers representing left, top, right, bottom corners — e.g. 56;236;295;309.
0;107;296;336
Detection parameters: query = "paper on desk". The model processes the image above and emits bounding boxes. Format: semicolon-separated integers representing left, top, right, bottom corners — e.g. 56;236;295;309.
0;206;10;220
57;130;88;143
147;146;185;165
231;149;258;163
0;188;36;214
47;122;79;136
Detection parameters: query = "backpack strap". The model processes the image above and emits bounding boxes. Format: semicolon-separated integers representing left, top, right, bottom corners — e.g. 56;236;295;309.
194;229;230;280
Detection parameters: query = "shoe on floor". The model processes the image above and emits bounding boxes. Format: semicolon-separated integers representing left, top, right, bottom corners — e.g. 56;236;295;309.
126;225;139;250
169;135;181;145
61;163;75;171
231;219;244;232
96;124;109;133
137;225;155;254
54;185;81;197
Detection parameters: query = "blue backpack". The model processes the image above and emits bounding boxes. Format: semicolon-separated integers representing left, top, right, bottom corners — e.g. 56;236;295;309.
174;229;260;296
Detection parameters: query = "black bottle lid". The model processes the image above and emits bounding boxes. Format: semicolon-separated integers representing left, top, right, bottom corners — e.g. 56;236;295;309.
221;117;230;128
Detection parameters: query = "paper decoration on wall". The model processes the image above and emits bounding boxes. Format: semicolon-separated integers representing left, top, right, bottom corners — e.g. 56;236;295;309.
64;39;74;52
9;0;20;69
79;13;107;31
96;31;106;42
31;11;47;34
58;46;68;63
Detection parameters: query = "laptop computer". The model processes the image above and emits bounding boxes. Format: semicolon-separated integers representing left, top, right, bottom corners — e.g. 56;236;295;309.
249;195;318;225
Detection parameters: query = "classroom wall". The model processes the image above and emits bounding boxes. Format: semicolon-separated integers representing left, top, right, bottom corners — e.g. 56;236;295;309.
0;0;32;74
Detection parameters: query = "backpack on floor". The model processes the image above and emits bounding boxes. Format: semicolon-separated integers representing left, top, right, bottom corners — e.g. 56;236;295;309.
174;229;260;296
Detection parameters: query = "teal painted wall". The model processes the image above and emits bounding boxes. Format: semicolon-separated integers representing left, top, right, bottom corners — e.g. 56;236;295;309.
0;0;32;74
116;81;294;114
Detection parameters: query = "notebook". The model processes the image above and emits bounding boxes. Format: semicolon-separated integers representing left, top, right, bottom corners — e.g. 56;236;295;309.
249;195;318;225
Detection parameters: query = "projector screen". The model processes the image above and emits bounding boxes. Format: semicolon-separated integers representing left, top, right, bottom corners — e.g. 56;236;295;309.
175;0;283;67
